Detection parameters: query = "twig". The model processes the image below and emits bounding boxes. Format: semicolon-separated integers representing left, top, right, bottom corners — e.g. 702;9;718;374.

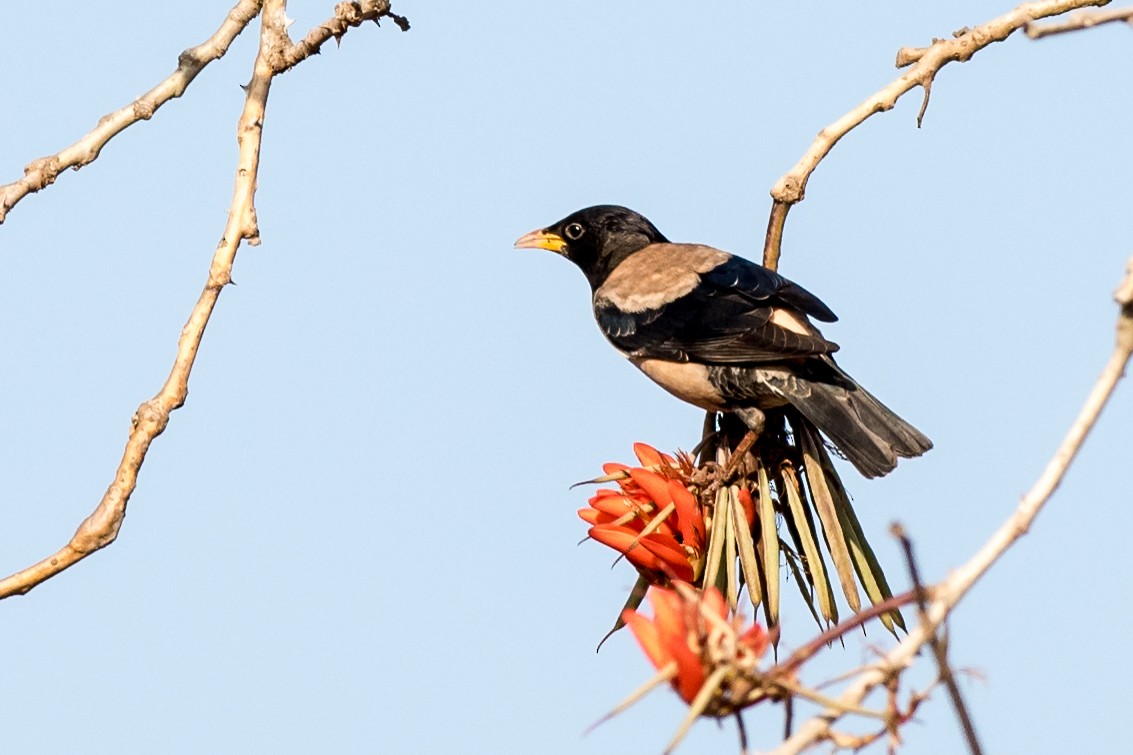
736;712;750;754
760;0;1109;270
782;696;794;741
0;0;265;225
771;590;917;677
0;2;288;599
761;202;790;273
271;0;410;74
772;677;888;721
893;524;983;755
769;255;1133;753
1025;4;1133;37
586;663;678;735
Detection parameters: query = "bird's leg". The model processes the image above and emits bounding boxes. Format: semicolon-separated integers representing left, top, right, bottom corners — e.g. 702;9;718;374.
714;408;765;486
720;429;760;481
702;410;763;496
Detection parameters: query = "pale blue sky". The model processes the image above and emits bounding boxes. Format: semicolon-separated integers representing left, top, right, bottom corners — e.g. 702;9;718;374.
1;3;1130;754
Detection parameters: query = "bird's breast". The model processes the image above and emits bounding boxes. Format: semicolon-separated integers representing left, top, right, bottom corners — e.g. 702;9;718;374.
629;357;727;412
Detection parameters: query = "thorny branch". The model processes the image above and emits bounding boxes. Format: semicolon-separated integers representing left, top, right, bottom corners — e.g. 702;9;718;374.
272;0;410;74
761;0;1110;271
0;0;265;225
0;1;410;228
768;256;1133;753
0;0;407;599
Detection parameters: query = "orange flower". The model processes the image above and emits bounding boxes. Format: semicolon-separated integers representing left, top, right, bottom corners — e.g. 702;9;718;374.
579;444;707;584
622;584;769;710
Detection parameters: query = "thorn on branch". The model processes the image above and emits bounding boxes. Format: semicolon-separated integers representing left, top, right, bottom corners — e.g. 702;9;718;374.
273;1;409;74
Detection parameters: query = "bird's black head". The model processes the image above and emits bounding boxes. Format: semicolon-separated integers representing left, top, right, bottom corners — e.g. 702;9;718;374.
515;205;669;290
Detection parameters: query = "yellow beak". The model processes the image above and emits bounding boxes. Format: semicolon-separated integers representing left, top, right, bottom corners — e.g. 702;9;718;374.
514;229;567;254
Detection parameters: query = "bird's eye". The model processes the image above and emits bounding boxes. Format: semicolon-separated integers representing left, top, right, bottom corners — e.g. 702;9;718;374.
564;223;585;241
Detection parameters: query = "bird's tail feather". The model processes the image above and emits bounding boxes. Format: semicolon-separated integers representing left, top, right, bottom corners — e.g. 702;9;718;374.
783;373;932;479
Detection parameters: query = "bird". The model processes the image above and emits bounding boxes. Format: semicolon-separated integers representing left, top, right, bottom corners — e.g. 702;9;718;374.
515;205;931;478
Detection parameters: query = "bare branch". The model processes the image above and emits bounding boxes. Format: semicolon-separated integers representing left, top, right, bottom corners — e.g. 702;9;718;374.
769;255;1133;753
0;1;287;599
893;525;983;755
770;590;918;677
0;0;407;598
1025;5;1133;37
0;0;265;225
761;0;1109;270
271;0;411;74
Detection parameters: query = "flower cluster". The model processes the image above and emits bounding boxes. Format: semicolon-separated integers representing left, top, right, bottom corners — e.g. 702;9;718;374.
577;442;909;750
578;443;756;586
623;583;770;714
577;443;706;583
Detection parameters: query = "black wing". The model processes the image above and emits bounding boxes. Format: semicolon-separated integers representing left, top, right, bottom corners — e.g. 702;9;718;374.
595;254;840;364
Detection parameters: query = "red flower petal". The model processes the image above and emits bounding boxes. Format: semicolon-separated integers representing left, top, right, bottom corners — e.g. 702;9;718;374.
602;462;630;475
629;468;673;507
589;526;666;572
638;538;695;582
588;526;693;581
649;588;707;702
632;443;665;469
701;586;727;621
588;494;637;518
623;607;672;671
737;488;756;530
667;479;706;547
740;624;770;658
587;495;680;536
647;586;686;637
579;508;616;525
